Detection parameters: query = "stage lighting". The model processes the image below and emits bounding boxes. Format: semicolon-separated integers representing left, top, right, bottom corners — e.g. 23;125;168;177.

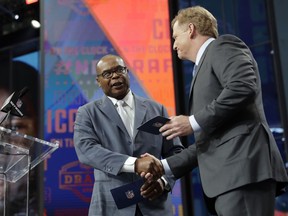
26;0;38;5
31;19;40;28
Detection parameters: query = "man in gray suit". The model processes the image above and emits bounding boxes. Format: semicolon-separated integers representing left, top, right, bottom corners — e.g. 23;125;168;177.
136;6;288;216
73;54;183;216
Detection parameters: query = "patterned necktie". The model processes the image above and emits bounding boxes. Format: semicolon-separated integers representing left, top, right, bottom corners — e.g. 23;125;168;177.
192;64;198;77
117;100;133;137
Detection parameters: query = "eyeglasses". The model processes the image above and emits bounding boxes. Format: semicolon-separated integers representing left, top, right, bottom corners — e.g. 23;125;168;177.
97;66;128;79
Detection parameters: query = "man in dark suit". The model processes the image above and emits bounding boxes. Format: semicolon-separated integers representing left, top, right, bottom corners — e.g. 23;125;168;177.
73;54;183;216
136;6;288;215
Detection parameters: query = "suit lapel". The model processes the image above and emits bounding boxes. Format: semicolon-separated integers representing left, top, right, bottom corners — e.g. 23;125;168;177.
97;95;148;139
97;96;128;135
133;95;147;139
188;47;210;110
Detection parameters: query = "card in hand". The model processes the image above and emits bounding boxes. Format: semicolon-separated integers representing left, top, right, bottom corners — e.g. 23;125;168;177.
110;178;145;209
137;116;170;135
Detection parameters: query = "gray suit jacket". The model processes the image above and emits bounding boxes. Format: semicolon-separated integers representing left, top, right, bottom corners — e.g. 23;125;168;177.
167;35;288;199
74;94;183;216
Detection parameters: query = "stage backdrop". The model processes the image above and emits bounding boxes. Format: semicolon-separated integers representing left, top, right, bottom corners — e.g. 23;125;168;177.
43;0;182;215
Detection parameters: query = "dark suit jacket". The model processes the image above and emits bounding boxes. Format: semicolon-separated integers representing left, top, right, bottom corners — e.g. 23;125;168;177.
74;94;183;216
167;35;288;199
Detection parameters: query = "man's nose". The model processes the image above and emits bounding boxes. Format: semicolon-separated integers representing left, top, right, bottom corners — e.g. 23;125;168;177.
173;42;177;50
111;71;120;78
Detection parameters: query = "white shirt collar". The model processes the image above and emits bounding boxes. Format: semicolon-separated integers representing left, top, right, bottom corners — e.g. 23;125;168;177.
195;37;215;66
108;90;134;109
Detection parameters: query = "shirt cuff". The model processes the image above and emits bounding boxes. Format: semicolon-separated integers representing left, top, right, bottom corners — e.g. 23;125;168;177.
161;159;173;176
160;176;171;191
189;115;201;132
120;157;137;173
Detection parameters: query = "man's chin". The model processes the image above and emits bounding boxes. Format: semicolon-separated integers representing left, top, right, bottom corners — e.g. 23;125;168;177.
111;90;128;100
177;53;184;60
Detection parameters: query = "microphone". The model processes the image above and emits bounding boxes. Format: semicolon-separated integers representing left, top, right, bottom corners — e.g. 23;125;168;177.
0;86;30;119
18;86;29;99
16;86;30;109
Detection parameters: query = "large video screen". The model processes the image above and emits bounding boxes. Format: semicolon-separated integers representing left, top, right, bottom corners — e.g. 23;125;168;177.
43;1;182;215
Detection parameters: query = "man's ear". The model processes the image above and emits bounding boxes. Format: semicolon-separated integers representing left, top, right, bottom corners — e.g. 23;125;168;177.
188;23;196;39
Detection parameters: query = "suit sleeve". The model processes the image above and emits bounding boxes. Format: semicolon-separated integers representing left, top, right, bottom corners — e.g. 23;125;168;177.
195;36;258;134
73;105;129;176
166;144;198;179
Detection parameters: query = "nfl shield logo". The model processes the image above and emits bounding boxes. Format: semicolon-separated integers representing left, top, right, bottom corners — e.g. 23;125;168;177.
125;190;135;199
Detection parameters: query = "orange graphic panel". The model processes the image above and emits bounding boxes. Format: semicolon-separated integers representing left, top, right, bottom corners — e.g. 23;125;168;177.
83;0;175;115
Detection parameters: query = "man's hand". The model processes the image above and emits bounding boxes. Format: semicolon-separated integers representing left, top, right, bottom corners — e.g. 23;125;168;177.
140;178;164;200
159;115;193;140
135;153;164;180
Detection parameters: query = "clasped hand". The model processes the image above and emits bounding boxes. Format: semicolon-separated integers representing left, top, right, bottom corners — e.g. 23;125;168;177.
135;153;164;180
140;178;164;200
135;153;165;200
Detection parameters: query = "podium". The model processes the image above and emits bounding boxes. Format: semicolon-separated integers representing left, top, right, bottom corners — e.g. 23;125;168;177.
0;126;59;216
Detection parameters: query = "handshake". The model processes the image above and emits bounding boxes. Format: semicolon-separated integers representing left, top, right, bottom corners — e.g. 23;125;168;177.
134;153;166;201
135;153;164;180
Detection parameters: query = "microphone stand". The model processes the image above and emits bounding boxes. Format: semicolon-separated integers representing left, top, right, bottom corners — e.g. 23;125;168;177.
0;110;11;126
0;86;29;215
